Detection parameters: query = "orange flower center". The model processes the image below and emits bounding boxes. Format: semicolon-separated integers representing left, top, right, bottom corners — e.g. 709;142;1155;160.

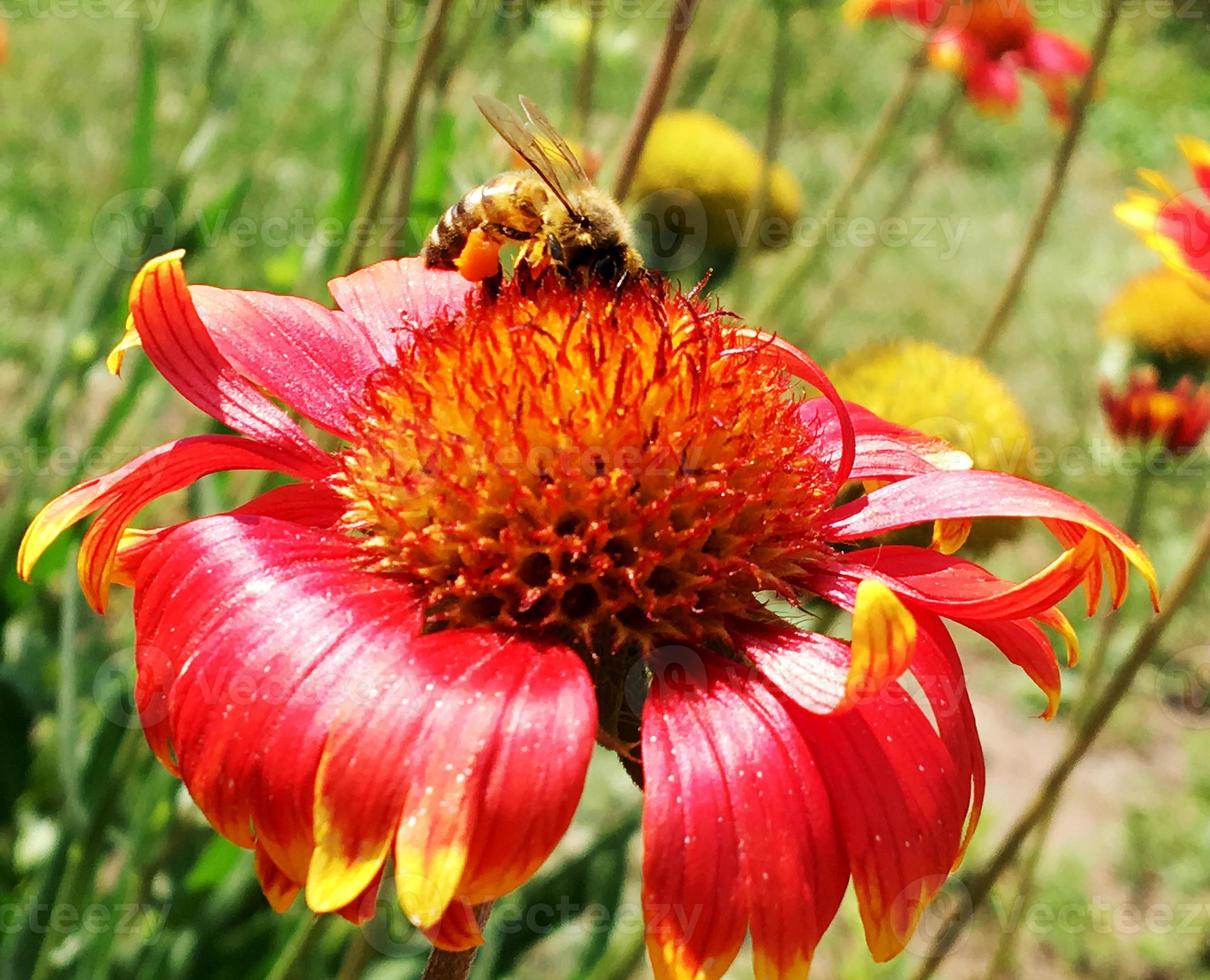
336;275;832;684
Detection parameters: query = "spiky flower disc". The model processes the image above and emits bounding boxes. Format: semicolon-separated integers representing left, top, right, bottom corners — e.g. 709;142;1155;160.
1102;267;1210;368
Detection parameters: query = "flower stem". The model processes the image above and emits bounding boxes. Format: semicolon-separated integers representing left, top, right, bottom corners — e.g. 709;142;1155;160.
733;2;795;305
420;903;495;980
361;0;406;187
977;460;1154;979
971;0;1125;358
574;0;606;139
345;0;456;273
907;507;1210;980
611;0;702;201
801;80;964;343
754;9;951;324
335;930;374;980
264;915;324;980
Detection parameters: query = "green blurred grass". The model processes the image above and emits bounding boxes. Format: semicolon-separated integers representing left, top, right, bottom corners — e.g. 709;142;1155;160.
2;0;1209;978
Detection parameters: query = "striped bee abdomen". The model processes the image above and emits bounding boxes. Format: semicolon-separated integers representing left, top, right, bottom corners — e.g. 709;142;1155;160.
422;173;548;270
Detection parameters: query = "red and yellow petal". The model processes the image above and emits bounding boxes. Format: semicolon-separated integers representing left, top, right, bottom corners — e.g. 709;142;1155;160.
964;57;1022;117
388;634;596;938
131;515;425;869
642;652;848;980
846;580;918;706
1179;135;1210;197
123;251;327;464
18;435;328;611
795;685;968;961
801;399;971;482
189;285;386;438
822;470;1159;610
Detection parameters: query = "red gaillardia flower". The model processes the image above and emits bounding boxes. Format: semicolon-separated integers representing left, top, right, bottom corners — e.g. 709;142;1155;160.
1101;366;1210;456
845;0;1091;120
1118;137;1210;288
21;251;1157;978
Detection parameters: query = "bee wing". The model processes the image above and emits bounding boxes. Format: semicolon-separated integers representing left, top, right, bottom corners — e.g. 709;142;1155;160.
518;95;589;183
475;94;584;219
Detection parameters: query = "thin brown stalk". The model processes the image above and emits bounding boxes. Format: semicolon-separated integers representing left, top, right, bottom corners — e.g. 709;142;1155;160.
733;2;795;304
979;460;1154;980
908;509;1210;980
361;0;405;186
420;904;495;980
971;0;1125;357
345;0;456;273
754;6;951;323
574;0;606;138
802;82;964;341
611;0;703;201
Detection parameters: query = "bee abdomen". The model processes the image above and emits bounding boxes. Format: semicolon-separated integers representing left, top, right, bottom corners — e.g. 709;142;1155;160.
423;174;544;269
423;193;477;269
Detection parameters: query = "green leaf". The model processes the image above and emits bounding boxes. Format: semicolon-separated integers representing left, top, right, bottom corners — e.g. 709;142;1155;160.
127;30;159;191
403;108;456;257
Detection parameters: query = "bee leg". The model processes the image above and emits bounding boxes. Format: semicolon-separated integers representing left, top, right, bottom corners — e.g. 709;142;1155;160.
482;222;533;242
545;234;573;280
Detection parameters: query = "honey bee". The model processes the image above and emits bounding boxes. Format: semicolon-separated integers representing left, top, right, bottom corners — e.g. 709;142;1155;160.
423;95;642;285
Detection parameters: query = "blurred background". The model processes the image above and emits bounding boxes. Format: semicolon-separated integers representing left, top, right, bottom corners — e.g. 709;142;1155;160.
2;0;1209;977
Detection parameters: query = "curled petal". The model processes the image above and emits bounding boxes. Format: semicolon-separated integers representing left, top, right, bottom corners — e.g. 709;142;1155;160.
811;540;1100;623
821;470;1159;610
729;330;856;491
190;285;387;438
123;251;326;464
18;435;328;611
848;581;917;706
800;399;971;481
968;617;1062;719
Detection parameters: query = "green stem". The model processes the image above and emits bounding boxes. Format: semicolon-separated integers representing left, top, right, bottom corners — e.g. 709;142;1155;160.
971;0;1125;358
754;6;951;323
264;914;324;980
56;556;83;832
335;929;374;980
345;0;456;273
361;0;405;187
802;81;964;343
611;0;703;201
979;461;1154;978
908;508;1210;980
574;0;606;139
733;2;794;305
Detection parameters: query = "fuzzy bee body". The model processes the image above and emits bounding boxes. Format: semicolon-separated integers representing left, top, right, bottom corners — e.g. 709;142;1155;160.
423;96;643;285
423;172;548;269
